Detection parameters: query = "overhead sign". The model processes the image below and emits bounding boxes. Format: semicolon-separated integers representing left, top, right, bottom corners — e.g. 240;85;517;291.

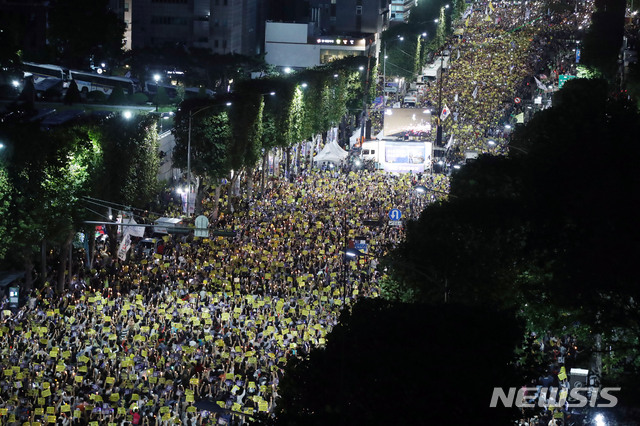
388;209;402;221
194;215;209;238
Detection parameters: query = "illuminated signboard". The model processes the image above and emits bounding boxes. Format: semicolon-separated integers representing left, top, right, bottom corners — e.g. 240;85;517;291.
311;37;365;47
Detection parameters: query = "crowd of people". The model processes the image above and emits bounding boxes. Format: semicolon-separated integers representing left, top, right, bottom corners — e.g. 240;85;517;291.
0;170;448;425
370;0;593;162
0;1;596;425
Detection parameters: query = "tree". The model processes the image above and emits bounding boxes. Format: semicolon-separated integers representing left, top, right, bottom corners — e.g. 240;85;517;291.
0;163;11;261
172;99;232;181
64;80;82;105
93;113;160;208
154;85;170;108
172;99;233;217
272;299;524;425
383;78;640;410
580;0;626;80
48;0;125;69
228;85;264;202
108;86;127;105
0;120;101;291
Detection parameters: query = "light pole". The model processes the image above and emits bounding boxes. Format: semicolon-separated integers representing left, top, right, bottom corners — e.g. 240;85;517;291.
359;42;373;147
153;74;161;112
186;101;232;216
436;54;445;146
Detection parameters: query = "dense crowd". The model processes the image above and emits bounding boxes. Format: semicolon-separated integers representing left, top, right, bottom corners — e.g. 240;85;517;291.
0;170;448;425
370;1;592;162
0;1;596;425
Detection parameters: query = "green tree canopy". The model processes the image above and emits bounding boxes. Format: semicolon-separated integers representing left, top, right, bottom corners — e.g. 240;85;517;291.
383;78;640;405
172;99;232;180
273;299;524;425
91;113;160;209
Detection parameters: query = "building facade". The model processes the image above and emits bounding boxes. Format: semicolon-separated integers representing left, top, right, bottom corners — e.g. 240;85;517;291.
0;0;49;60
108;0;133;50
389;0;415;23
128;0;264;55
306;0;389;36
264;21;373;69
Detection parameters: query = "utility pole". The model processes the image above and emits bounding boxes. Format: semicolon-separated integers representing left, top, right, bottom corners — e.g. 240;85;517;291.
436;54;445;146
383;43;387;107
359;41;373;146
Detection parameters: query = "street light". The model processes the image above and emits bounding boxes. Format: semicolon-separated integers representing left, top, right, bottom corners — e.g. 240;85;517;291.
186;101;232;216
153;74;161;111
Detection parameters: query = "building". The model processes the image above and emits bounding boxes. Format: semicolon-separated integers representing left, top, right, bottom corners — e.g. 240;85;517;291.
108;0;133;51
306;0;389;36
128;0;265;55
264;0;389;70
0;0;49;59
389;0;415;23
264;22;374;69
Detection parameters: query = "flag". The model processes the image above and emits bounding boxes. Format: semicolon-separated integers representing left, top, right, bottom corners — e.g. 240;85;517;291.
489;0;494;12
457;49;461;60
472;86;478;99
465;17;470;27
445;135;454;150
454;93;459;102
525;8;531;20
440;104;451;122
515;113;525;124
534;76;546;91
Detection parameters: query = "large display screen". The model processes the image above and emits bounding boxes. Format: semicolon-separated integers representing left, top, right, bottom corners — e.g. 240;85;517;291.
383;108;432;139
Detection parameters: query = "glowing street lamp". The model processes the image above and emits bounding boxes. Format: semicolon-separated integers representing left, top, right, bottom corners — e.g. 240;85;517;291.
153;74;161;111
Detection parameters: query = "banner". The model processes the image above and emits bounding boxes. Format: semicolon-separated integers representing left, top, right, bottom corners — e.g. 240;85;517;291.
117;233;131;261
124;218;145;238
445;135;454;150
534;76;547;91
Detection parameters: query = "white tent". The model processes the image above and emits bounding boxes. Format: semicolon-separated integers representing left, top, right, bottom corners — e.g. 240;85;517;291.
313;140;348;166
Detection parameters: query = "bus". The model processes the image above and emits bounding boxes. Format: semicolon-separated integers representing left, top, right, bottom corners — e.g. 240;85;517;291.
69;70;137;96
22;62;69;84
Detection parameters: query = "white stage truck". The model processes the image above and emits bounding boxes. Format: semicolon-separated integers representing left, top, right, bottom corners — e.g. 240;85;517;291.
360;106;434;173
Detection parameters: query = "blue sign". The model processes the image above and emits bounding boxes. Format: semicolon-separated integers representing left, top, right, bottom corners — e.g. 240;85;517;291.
388;209;402;221
576;48;580;63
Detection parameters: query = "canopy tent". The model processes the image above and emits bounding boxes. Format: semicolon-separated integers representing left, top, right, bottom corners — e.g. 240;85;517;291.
0;271;24;288
313;140;348;166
